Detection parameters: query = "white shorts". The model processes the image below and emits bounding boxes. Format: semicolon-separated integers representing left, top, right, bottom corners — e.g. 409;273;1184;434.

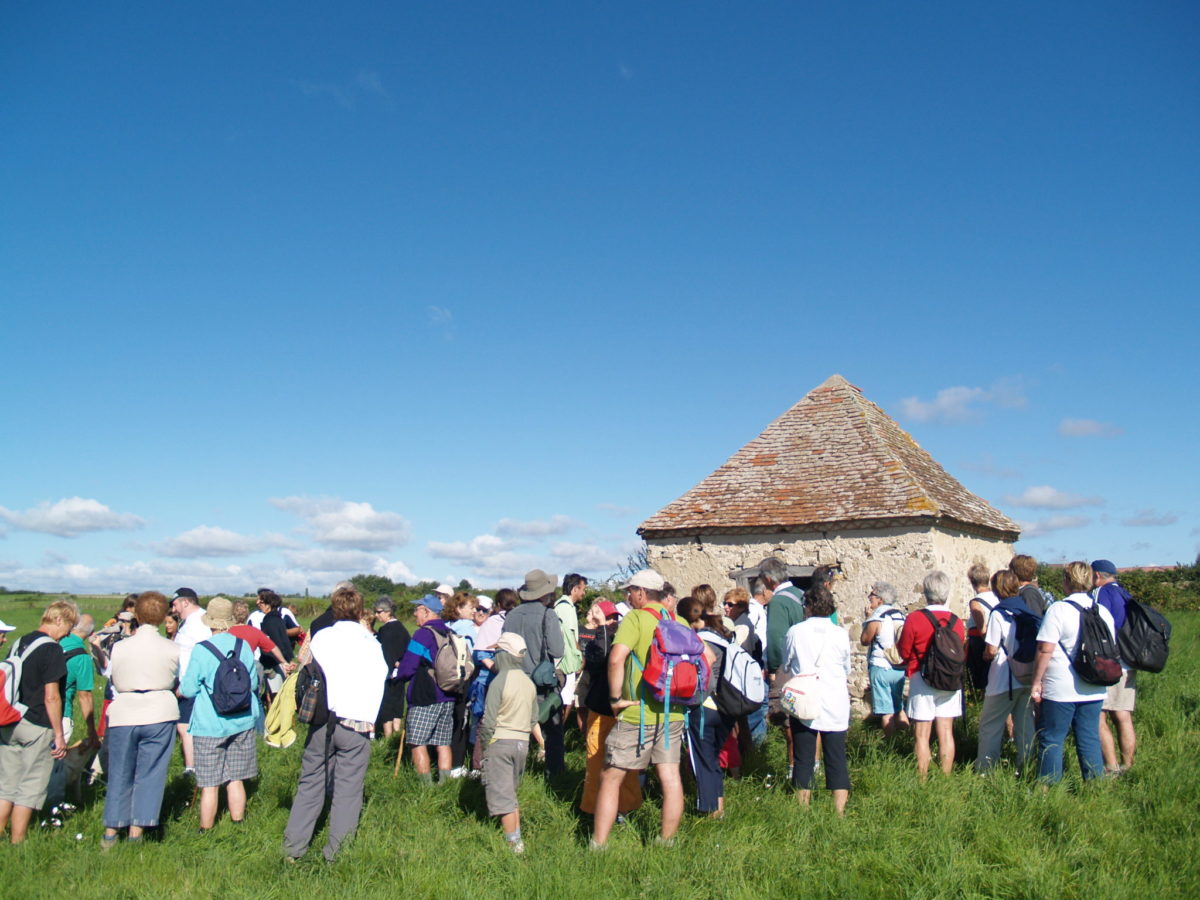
906;672;963;721
559;671;579;707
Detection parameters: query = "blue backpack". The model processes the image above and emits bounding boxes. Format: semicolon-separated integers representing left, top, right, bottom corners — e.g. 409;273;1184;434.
200;638;253;715
993;597;1042;695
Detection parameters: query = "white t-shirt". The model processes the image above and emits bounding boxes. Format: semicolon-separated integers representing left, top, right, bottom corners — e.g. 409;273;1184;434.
864;604;904;669
249;607;298;631
984;608;1020;696
1036;593;1115;702
310;621;387;723
781;617;851;731
176;608;213;680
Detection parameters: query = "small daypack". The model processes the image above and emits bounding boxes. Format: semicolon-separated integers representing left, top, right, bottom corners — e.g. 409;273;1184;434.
918;610;965;691
994;600;1042;692
637;608;711;707
0;635;54;727
700;631;764;717
1116;592;1172;673
295;660;330;727
1062;601;1122;686
200;638;253;715
431;628;474;694
780;643;828;721
876;609;906;668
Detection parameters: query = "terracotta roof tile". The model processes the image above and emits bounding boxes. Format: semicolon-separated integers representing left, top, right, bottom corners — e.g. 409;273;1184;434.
639;374;1020;540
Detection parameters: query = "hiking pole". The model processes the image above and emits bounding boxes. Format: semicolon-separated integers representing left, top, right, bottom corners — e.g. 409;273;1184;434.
392;718;407;777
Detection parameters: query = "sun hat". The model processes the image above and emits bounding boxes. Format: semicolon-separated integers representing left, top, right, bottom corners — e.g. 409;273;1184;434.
201;597;234;631
618;569;665;592
476;595;494;610
518;569;558;601
434;584;454;597
0;619;15;632
496;633;527;657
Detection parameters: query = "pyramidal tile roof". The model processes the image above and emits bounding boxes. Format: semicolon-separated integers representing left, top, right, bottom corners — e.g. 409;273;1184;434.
639;374;1020;540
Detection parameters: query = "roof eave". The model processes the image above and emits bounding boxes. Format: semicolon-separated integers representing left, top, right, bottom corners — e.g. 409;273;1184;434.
639;514;1020;543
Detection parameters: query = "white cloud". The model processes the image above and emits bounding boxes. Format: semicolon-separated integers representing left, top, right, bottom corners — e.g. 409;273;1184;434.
1058;418;1123;438
1017;515;1091;538
597;502;637;517
1121;509;1178;527
270;496;411;551
154;526;292;558
1004;486;1104;510
495;515;581;537
899;379;1029;425
549;541;627;573
0;497;144;537
427;305;455;339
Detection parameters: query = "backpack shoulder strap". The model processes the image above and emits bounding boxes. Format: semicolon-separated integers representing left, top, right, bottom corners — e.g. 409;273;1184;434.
919;608;940;630
200;640;225;662
12;634;53;662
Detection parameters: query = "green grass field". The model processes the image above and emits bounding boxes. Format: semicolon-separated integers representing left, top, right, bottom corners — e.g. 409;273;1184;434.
1;597;1197;899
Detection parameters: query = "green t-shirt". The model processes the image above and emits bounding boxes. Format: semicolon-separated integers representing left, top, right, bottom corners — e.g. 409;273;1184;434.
614;602;687;726
59;633;94;710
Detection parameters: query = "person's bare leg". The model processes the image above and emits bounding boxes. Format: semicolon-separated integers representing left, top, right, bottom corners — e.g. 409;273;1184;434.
832;789;848;817
1099;711;1118;769
0;799;12;837
436;745;452;772
796;789;812;807
128;825;144;839
9;805;34;844
500;810;520;837
592;765;629;846
656;762;683;841
934;717;956;774
881;713;895;739
913;720;933;780
411;745;431;774
198;786;219;829
177;724;194;768
1113;710;1136;769
227;780;246;822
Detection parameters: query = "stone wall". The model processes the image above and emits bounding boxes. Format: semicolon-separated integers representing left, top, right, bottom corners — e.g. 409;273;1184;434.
646;526;1015;711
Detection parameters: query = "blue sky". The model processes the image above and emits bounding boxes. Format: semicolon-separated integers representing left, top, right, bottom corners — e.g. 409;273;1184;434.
3;3;1197;594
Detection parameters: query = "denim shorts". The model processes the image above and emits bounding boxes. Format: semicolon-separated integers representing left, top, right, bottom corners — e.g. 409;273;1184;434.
868;665;906;715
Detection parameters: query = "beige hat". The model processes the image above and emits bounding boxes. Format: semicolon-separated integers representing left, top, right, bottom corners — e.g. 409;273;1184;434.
619;569;665;592
201;597;234;631
496;632;527;658
518;569;558;601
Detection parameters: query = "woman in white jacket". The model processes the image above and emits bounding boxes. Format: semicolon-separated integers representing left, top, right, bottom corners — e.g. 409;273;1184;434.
781;584;851;815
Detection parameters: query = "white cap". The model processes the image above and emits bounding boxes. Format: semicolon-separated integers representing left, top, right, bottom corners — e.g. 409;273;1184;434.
618;569;665;591
0;619;15;632
476;595;494;610
434;584;454;596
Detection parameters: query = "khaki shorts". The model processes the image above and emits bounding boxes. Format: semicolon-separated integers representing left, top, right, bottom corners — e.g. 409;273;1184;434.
604;718;684;770
1103;669;1137;712
482;738;527;816
0;719;55;809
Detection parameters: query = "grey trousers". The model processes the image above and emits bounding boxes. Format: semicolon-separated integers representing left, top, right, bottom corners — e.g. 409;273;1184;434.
975;685;1036;773
283;722;371;861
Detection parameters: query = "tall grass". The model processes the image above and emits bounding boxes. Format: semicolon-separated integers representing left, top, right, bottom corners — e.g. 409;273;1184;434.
1;601;1197;899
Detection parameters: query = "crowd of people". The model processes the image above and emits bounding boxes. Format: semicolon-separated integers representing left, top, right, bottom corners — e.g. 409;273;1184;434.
0;553;1146;855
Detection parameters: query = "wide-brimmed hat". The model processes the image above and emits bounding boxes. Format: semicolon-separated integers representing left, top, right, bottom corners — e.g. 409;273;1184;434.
496;632;527;657
618;569;665;592
518;569;558;601
201;597;234;630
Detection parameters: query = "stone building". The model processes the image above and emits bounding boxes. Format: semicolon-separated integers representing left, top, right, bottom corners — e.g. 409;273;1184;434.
638;374;1020;702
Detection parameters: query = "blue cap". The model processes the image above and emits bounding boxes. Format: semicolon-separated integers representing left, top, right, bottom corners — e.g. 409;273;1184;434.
418;593;443;614
1091;559;1118;575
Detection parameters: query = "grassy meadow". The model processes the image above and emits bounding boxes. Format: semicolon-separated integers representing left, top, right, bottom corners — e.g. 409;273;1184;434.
0;595;1197;899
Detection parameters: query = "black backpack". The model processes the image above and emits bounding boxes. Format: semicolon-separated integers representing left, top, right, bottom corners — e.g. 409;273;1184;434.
918;610;966;691
295;660;330;727
1117;594;1172;673
199;638;253;715
1061;601;1122;686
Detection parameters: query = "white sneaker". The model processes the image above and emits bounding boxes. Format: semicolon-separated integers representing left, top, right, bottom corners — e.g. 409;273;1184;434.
448;767;467;779
509;839;525;855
